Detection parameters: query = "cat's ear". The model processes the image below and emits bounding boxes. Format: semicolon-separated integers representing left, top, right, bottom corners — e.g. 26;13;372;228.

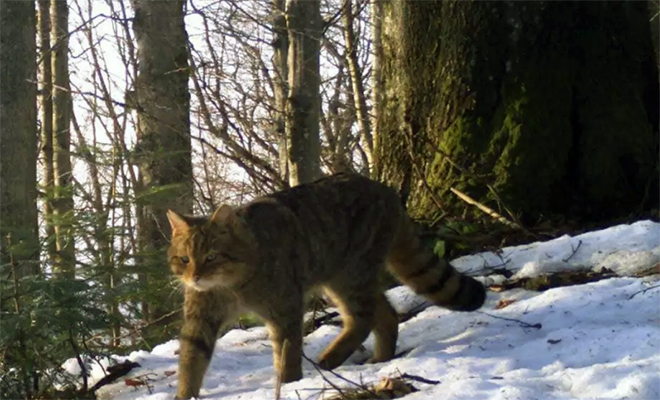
167;210;189;234
210;204;233;225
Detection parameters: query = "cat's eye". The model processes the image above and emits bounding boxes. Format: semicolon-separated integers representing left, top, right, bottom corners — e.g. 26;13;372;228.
220;252;236;262
205;254;217;262
180;255;190;264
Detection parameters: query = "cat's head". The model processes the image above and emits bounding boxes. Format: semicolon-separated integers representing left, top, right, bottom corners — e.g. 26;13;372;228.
166;205;256;291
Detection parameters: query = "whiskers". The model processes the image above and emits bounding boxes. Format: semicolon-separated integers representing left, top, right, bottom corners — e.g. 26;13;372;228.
168;275;186;297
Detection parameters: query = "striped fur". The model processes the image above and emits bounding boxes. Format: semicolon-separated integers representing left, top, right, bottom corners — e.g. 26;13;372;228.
167;173;485;399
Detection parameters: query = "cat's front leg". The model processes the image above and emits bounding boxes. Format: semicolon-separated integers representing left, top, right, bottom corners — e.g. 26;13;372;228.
266;309;303;383
176;289;235;399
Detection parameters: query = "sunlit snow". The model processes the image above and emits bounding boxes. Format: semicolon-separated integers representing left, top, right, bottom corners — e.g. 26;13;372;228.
78;220;659;400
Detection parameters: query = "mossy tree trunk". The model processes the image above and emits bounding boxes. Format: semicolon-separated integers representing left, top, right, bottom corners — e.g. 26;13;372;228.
0;0;39;278
132;0;192;344
376;1;658;224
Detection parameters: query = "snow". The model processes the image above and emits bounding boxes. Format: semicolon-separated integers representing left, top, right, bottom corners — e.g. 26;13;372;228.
81;220;659;400
452;220;659;279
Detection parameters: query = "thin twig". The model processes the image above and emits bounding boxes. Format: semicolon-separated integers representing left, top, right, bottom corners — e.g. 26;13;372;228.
68;329;88;393
628;284;660;300
400;372;440;385
476;311;542;330
301;353;381;399
324;364;378;396
562;240;582;263
300;353;346;397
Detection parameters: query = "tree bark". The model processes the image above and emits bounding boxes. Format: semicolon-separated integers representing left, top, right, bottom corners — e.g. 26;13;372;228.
377;1;658;224
131;0;192;344
272;0;289;184
370;0;383;172
343;0;373;172
0;0;39;278
38;0;57;266
51;0;75;277
285;0;322;186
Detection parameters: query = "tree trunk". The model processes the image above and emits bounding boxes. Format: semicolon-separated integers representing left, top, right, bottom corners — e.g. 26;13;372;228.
370;0;383;172
272;0;289;185
0;0;39;278
131;0;192;344
285;0;322;186
377;1;659;224
51;0;75;277
343;0;373;173
651;1;659;67
38;0;57;266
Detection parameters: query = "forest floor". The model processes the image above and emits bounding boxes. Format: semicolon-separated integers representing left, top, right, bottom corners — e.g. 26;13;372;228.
77;220;659;400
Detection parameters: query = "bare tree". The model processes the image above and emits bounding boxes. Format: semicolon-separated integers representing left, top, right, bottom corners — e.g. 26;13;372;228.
285;0;322;185
38;0;57;265
343;0;373;171
51;0;75;278
369;0;383;170
272;0;290;183
131;0;192;343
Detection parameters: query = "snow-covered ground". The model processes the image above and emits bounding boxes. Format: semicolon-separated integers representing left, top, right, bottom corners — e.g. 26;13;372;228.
81;220;659;400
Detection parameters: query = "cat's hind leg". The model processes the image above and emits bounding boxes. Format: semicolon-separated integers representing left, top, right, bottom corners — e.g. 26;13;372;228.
368;292;399;363
317;282;377;370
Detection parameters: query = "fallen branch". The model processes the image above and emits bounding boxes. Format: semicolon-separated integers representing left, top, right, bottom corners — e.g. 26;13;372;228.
304;310;340;334
419;135;530;236
400;372;440;385
489;268;617;292
450;187;519;229
90;360;141;392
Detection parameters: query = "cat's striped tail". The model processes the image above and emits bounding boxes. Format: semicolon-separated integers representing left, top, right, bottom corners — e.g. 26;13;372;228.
386;216;486;311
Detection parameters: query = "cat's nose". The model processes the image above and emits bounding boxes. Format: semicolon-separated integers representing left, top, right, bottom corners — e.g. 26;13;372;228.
193;275;200;282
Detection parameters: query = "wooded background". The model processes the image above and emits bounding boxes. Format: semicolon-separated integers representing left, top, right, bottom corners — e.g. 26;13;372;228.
0;1;657;397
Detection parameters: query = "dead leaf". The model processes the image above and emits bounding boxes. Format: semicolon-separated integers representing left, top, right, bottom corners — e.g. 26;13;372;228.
124;378;144;387
496;298;517;309
375;377;417;398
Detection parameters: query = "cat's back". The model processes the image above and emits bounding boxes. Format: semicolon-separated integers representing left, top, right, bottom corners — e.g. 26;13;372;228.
239;173;404;263
268;173;401;221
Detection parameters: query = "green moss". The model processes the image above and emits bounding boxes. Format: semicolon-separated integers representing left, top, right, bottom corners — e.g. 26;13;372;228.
378;1;658;225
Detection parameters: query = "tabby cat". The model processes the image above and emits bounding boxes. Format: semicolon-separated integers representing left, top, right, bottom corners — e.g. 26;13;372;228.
167;173;485;399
